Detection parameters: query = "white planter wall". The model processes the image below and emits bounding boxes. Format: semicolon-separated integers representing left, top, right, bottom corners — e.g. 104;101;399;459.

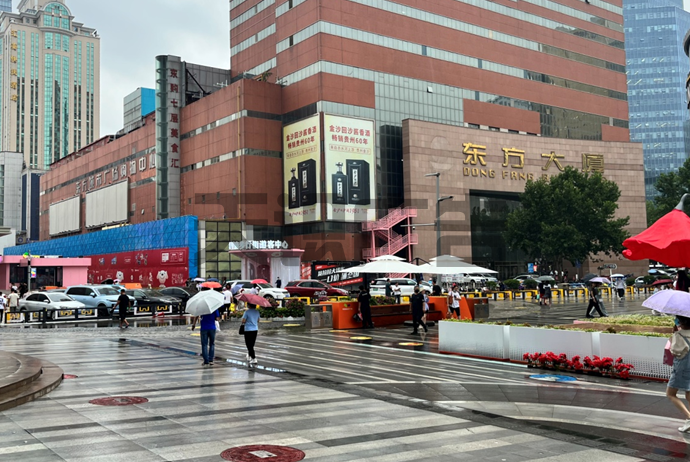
439;322;506;359
508;326;594;362
439;321;670;379
599;333;670;379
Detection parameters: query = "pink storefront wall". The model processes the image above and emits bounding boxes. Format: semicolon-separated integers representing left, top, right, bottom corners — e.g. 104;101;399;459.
63;267;89;287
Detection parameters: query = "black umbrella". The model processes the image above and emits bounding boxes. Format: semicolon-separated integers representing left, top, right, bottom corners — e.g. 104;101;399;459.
582;273;598;284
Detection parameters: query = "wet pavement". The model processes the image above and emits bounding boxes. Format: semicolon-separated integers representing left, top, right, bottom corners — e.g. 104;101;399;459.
0;294;684;461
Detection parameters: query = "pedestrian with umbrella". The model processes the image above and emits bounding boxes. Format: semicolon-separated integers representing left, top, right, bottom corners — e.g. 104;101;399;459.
188;290;224;367
236;293;271;365
585;282;607;318
643;291;690;432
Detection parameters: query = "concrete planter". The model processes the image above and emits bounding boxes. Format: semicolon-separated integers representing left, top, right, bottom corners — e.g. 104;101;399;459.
438;321;670;379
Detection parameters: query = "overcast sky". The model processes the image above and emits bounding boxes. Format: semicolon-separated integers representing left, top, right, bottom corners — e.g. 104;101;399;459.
12;0;229;136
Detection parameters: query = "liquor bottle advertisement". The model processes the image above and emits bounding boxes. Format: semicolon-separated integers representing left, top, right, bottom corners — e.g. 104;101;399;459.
283;114;321;224
324;114;376;222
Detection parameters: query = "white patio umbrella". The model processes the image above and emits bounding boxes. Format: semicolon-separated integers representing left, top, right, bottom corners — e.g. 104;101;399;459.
370;255;405;261
338;259;421;274
430;255;465;261
185;289;224;316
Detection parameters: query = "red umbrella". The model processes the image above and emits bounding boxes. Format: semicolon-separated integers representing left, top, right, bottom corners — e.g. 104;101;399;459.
623;194;690;268
652;279;673;286
201;281;222;289
251;279;268;284
235;293;272;307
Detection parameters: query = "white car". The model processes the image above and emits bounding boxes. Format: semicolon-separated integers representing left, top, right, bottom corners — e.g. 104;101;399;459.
229;280;289;302
18;292;86;319
370;278;420;296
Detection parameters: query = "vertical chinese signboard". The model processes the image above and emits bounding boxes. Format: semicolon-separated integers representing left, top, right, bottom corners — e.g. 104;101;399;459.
283;114;321;224
324;115;376;221
155;55;183;219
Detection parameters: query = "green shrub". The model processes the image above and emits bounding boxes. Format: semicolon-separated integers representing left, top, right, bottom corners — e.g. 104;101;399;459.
626;277;636;287
486;281;498;291
503;279;520;290
371;296;397;306
523;279;538;290
643;275;656;285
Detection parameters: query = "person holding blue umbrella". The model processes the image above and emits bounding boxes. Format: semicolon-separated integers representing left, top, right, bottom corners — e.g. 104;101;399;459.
188;290;224;367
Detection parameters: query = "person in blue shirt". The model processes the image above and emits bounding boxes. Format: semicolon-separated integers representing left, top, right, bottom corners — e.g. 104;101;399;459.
241;303;261;365
191;309;219;366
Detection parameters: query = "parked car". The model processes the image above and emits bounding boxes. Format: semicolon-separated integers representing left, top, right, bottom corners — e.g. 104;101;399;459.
284;280;348;300
514;274;536;281
64;285;135;317
370;278;420;296
634;276;647;287
117;289;182;316
228;280;290;303
18;292;86;320
159;287;195;309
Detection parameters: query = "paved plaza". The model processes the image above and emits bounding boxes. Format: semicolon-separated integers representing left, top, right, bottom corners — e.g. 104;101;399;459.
0;294;685;461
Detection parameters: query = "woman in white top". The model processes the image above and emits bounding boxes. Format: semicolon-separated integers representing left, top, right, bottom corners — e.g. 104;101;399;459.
392;283;402;304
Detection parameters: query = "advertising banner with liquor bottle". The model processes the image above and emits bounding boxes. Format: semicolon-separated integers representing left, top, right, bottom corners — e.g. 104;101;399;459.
324;115;376;222
283;114;321;224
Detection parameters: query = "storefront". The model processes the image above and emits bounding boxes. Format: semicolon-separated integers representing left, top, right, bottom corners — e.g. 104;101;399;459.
0;256;91;290
228;239;304;285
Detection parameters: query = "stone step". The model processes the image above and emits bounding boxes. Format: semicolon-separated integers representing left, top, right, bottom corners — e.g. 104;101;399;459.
0;352;63;412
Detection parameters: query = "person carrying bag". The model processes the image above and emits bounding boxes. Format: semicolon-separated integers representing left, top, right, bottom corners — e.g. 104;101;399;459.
667;315;690;432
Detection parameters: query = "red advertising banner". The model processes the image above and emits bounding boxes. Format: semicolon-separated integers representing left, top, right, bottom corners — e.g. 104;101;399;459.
87;248;189;287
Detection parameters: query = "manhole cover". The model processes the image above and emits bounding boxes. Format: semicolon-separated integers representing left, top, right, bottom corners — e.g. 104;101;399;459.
89;396;149;406
398;342;423;346
529;374;577;383
350;336;372;340
63;374;78;379
221;445;305;461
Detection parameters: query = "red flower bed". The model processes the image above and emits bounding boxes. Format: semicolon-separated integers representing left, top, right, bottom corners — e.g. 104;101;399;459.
523;351;633;379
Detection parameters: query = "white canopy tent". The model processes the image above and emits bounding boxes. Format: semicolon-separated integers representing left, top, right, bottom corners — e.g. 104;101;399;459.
419;255;498;275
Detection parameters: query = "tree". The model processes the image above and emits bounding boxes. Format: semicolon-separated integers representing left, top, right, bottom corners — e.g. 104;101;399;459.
646;157;690;226
504;166;630;271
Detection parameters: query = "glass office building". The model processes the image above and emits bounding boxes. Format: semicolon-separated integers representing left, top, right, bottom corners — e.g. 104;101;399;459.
624;0;690;198
0;1;11;13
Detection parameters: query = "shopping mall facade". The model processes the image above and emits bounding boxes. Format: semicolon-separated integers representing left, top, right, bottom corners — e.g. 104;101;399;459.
5;0;649;284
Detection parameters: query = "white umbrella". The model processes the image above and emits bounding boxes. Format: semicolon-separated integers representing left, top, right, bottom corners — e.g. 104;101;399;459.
338;259;421;274
589;277;611;284
193;277;205;282
418;259;497;275
612;273;625;279
185;290;224;316
642;290;690;317
370;255;405;261
430;255;465;261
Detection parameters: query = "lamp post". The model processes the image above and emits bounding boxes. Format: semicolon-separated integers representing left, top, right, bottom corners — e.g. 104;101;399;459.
425;173;453;257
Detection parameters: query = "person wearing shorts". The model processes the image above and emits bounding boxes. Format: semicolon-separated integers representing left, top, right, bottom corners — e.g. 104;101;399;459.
449;286;461;319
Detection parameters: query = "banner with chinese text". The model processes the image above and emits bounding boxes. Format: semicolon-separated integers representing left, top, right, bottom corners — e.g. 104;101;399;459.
324;115;376;222
283;114;321;224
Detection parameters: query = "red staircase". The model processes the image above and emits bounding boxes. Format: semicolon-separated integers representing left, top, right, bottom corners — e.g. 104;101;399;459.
362;207;418;261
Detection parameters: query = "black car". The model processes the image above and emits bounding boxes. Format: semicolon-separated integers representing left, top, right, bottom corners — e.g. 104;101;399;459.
159;287;195;311
123;289;182;316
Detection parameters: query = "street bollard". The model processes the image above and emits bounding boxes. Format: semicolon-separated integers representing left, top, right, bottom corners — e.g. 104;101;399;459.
42;308;47;326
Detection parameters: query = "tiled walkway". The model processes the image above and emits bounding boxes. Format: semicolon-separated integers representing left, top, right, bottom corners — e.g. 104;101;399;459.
0;329;654;462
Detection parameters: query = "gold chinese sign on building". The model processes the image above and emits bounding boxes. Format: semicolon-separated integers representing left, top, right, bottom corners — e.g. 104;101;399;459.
9;30;17;104
461;141;603;181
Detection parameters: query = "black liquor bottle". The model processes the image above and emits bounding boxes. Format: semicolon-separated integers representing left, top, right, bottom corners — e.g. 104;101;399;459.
288;167;300;209
298;159;317;206
332;162;348;205
346;160;370;205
